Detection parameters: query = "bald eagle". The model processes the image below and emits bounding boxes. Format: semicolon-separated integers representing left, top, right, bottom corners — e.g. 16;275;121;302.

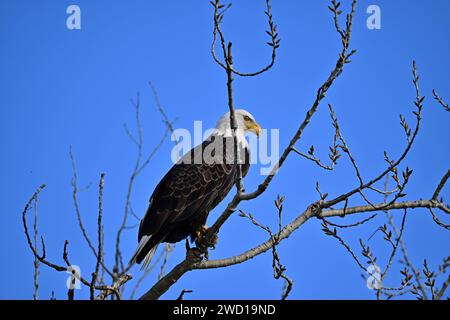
130;109;261;269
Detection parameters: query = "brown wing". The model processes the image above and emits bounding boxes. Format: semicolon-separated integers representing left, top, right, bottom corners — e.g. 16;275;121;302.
138;135;249;243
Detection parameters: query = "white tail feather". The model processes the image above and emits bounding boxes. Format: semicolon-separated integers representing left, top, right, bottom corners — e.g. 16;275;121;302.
129;235;150;265
141;245;159;270
128;235;161;271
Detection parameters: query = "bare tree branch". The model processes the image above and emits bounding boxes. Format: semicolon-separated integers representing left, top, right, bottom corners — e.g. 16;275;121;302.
291;147;336;171
203;0;358;248
211;0;280;77
432;89;450;112
139;193;448;300
129;247;166;300
385;208;429;299
176;289;193;300
428;208;450;230
158;244;174;280
95;274;133;301
114;92;173;276
22;185;132;300
322;61;423;210
33;193;39;300
69;149;114;278
239;195;293;300
322;214;377;229
436;274;450;300
378;210;408;298
90;173;105;300
432;170;450;201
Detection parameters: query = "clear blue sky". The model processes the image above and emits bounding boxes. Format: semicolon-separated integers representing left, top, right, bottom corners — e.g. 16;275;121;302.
0;0;449;300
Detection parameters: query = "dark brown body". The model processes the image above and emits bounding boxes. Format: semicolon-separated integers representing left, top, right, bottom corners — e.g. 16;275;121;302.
135;135;250;264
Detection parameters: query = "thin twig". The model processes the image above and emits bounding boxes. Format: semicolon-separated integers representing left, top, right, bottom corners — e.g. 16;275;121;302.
33;194;39;300
69;149;114;278
383;176;429;299
211;0;280;77
291;147;336;170
22;185;131;299
115;92;172;276
323;61;424;210
158;244;174;280
323;213;377;229
432;89;450;112
90;173;105;300
432;170;450;201
428;208;450;230
129;248;166;300
176;289;193;300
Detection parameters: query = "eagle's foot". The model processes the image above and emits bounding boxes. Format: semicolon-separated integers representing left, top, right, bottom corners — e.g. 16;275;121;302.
196;228;218;250
199;231;218;253
192;225;210;259
195;224;208;246
192;225;218;260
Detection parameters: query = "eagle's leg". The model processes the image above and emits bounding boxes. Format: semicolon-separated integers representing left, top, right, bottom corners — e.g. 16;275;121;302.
195;224;208;245
195;224;218;249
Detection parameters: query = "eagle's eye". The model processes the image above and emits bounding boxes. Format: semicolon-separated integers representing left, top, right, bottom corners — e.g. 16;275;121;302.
243;115;252;122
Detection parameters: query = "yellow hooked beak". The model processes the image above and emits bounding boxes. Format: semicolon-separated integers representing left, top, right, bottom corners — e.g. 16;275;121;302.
248;122;262;138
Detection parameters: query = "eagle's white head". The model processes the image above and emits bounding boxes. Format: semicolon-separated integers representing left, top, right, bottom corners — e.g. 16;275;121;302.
214;109;261;147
